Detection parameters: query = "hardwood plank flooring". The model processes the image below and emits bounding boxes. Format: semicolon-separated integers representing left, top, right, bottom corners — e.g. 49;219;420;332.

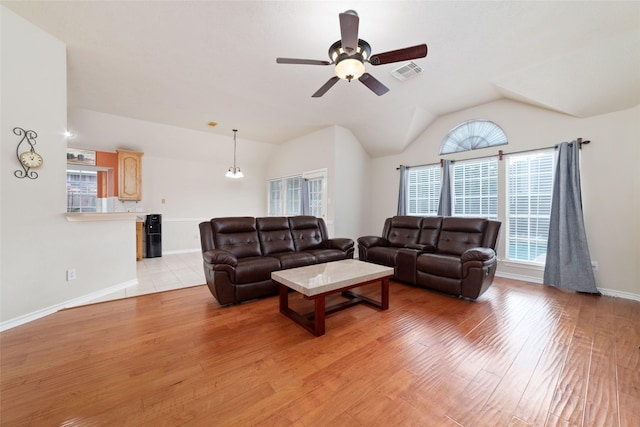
1;277;639;426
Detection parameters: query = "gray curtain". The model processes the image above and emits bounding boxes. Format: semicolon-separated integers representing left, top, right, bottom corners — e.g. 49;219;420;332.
437;160;452;216
543;141;599;294
397;165;408;215
301;178;310;216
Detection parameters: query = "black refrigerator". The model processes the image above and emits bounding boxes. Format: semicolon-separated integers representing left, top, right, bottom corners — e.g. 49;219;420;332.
145;214;162;258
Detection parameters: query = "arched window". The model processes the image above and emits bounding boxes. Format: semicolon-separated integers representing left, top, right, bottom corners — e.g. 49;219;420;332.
440;120;507;155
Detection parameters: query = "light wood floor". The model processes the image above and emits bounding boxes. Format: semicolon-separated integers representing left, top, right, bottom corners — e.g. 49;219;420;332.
1;277;638;426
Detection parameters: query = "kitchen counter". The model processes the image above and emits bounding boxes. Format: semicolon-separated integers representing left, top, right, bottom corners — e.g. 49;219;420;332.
65;212;150;222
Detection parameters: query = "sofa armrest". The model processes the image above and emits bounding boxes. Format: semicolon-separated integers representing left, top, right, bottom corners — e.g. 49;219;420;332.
324;238;355;252
461;247;495;262
357;236;389;248
203;249;238;267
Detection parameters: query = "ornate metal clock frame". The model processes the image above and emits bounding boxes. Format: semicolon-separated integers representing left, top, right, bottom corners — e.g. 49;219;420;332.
14;127;40;180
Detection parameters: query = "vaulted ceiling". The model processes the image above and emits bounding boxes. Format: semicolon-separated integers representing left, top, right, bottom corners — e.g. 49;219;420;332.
4;1;639;157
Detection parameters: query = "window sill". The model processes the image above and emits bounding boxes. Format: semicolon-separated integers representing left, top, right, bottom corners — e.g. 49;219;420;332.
500;259;545;270
65;212;149;222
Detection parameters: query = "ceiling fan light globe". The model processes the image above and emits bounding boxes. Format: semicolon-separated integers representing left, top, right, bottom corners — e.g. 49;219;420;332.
335;58;365;81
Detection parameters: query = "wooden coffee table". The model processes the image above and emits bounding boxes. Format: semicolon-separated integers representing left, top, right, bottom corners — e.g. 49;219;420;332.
272;259;394;336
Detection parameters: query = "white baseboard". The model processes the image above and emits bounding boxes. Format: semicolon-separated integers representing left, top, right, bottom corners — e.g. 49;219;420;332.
496;272;640;301
162;248;200;256
598;288;640;302
0;279;137;332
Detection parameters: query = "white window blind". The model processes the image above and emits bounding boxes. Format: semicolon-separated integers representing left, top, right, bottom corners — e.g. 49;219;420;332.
285;177;302;216
452;158;498;218
307;177;324;218
506;150;556;263
268;180;282;216
407;165;441;216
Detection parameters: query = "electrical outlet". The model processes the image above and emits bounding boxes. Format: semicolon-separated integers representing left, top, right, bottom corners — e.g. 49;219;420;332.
66;268;76;281
591;261;598;271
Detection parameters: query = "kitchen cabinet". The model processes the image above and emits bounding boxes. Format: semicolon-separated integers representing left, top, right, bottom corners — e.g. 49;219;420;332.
117;149;143;201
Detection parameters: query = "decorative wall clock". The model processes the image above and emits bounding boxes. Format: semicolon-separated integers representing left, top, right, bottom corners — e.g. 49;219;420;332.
14;127;42;179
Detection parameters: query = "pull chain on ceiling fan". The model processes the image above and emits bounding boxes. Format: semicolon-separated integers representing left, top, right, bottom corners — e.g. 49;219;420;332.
276;10;428;97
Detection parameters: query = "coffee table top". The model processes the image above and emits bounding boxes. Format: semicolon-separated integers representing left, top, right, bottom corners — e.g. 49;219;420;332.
272;259;394;297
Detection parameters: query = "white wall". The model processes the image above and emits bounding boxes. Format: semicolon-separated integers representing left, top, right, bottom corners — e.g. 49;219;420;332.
1;7;137;327
366;99;640;298
69;108;276;253
333;126;370;244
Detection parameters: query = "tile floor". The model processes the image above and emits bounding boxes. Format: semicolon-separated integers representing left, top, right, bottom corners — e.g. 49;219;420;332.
85;251;205;304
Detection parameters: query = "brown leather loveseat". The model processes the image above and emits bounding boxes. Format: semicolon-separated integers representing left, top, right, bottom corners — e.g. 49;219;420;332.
358;216;501;299
199;216;355;305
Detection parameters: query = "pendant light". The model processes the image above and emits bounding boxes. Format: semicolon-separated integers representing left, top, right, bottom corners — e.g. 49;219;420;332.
225;129;243;178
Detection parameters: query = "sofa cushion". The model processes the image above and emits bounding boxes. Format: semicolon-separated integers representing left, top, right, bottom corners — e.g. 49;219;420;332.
418;217;443;248
235;256;281;284
417;253;461;279
387;216;422;247
289;216;324;251
304;249;347;263
270;251;317;269
256;217;296;255
211;217;262;258
437;217;486;256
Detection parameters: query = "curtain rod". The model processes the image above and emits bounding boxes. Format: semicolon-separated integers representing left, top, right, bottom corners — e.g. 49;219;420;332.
397;138;591;170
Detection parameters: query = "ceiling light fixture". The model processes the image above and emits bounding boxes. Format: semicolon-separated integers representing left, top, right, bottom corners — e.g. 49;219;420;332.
329;39;371;82
225;129;243;179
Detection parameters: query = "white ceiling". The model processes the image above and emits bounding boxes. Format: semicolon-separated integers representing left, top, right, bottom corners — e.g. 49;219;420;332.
4;1;639;157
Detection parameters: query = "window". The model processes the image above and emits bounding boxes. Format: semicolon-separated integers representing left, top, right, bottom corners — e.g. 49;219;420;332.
284;177;302;216
268;169;327;218
307;178;323;217
67;169;97;212
268;180;282;216
506;150;556;263
452;158;498;218
440;120;508;154
407;165;441;216
268;176;301;216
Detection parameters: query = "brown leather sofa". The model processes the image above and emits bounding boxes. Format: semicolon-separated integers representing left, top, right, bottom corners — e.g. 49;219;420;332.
199;216;355;305
358;216;501;299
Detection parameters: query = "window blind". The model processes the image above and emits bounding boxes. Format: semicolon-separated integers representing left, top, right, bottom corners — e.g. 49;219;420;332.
407;165;441;216
452;158;498;218
268;180;282;216
506;150;555;263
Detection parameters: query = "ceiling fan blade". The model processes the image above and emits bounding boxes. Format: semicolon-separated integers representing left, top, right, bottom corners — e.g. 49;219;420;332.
312;76;340;98
339;10;359;53
369;44;428;65
276;58;331;66
359;73;389;96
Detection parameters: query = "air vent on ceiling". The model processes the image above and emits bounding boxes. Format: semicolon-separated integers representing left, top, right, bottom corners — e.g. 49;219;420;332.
390;61;423;81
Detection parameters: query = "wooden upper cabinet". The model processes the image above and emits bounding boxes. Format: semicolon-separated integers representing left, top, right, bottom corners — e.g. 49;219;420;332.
117;149;143;201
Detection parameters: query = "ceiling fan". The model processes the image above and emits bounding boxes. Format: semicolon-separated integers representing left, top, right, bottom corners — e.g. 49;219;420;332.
276;10;427;97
